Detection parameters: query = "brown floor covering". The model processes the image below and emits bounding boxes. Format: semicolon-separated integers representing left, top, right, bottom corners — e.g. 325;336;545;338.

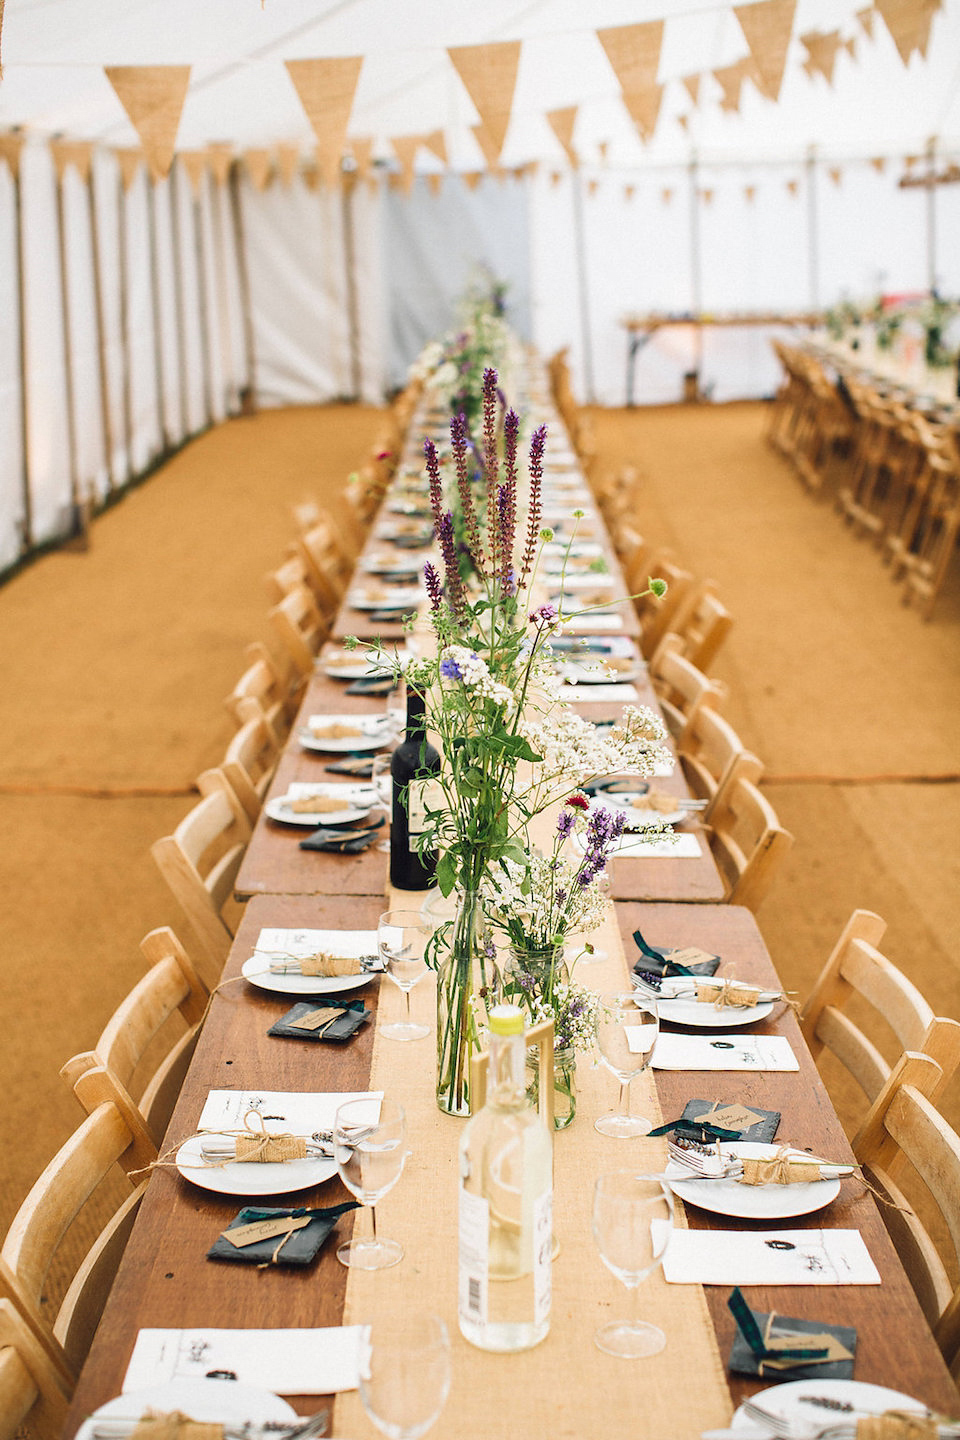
0;395;958;1278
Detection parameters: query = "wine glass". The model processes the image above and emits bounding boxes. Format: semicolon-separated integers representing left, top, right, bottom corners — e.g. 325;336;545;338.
385;679;406;741
359;1313;451;1440
371;754;392;853
378;909;431;1041
594;991;659;1138
334;1097;408;1270
592;1171;673;1358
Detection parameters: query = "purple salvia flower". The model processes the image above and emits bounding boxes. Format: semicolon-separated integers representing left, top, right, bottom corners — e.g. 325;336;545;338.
437;511;466;620
556;809;575;840
519;423;547;586
451;410;486;580
423;561;443;613
423;437;444;534
482;367;499;570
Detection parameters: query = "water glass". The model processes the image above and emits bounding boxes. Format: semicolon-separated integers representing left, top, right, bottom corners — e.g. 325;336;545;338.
594;991;659;1138
378;909;431;1041
359;1313;451;1440
592;1171;673;1358
335;1097;407;1270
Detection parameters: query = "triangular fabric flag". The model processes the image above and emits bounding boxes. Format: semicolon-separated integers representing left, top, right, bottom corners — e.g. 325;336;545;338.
857;6;876;37
285;56;362;184
471;123;501;169
462;170;483;190
105;65;191;180
522;159;540;177
550;169;564;187
799;30;844;83
546;105;578;166
700;186;714;204
448;40;521;159
301;158;320;190
828;165;843;185
744;183;756;201
587;177;599;196
0;131;23;179
662;186;673;203
597;20;663;92
391;134;421;191
734;0;796;101
713;60;748;112
244;149;273;190
422;129;447;165
677;113;690;133
387;171;403;192
786;177;799;194
597;139;609;161
875;0;937;64
207;143;233;186
350;136;373;178
623;85;663;141
178;151;208;195
51;140;93;183
276;144;300;187
426;171;443;195
904;152;918;167
682;73;701;106
801;56;818;79
870;154;887;172
844;35;858;57
115;147;144;190
625;183;636;200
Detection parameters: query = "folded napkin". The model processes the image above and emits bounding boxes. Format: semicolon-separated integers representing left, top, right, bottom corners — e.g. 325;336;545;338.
307;719;369;740
208;1201;359;1268
268;1000;370;1043
123;1326;368;1395
649;1032;799;1071
196;1089;382;1137
299;827;381;853
613;833;701;858
727;1287;857;1380
660;1227;880;1286
561;682;640;703
567;614;624;631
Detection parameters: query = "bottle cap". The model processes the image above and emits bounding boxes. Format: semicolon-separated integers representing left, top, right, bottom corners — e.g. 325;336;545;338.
488;1004;525;1037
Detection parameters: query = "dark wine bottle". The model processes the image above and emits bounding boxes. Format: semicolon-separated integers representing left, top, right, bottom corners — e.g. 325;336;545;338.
390;685;441;890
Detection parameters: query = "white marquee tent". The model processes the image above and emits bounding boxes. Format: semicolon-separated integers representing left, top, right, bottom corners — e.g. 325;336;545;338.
0;0;958;571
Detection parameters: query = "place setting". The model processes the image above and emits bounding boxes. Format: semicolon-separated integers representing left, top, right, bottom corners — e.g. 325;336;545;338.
297;711;396;753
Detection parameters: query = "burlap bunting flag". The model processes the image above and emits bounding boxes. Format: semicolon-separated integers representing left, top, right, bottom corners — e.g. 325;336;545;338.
471;123;501;170
661;186;673;203
275;144;300;187
857;6;876;38
243;149;273;190
745;183;757;201
682;73;702;107
207;143;234;186
391;134;422;191
623;85;663;141
546;105;578;166
104;64;191;180
597;20;663;93
426;171;443;196
448;40;521;160
51;140;93;182
421;129;447;165
178;150;208;195
870;154;887;172
677;113;690;133
786;177;799;194
350;136;373;179
462;170;483;190
624;182;636;200
285;56;362;186
0;130;22;179
115;147;144;190
734;0;796;101
829;165;843;185
799;30;844;83
875;0;938;63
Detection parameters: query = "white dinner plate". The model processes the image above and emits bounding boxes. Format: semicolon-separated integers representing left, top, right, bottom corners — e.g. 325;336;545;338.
589;792;687;829
78;1380;296;1438
559;659;642;685
655;994;775;1029
320;648;406;680
176;1135;336;1196
241;955;374;996
666;1142;842;1220
265;796;372;828
347;586;422;612
298;715;392;753
360;556;424;579
730;1379;927;1433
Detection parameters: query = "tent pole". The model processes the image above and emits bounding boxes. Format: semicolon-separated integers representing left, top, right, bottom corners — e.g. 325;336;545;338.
54;162;84;535
11;148;33;552
192;173;214;428
87;155;116;495
341;171;362;401
169;162;191;438
925;135;937;292
688;149;704;389
116;163;135;482
806;145;820;311
208;174;236;415
228;159;257;414
571;168;595;404
145;174;171;452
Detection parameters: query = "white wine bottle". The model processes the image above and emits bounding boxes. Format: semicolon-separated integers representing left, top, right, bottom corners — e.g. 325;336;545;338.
389;684;440;890
458;1005;553;1353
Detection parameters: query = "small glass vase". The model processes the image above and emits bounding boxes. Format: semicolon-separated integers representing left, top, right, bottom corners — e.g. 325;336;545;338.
525;1044;577;1130
436;891;497;1118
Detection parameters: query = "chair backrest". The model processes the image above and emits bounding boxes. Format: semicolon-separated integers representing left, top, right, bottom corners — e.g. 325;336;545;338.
223;645;293;745
853;1052;960;1373
648;633;725;739
298;520;353;605
677;704;763;819
0;1103;149;1382
150;772;251;972
264;552;310;606
656;584;733;673
800;909;960;1108
707;773;793;912
269;584;332;679
636;556;695;658
0;1299;70;1440
221;713;281;824
60;926;209;1150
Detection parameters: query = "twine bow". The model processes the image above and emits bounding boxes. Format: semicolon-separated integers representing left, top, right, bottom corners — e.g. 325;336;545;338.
131;1413;223;1440
856;1415;940;1439
232;1110;307;1163
740;1147;825;1185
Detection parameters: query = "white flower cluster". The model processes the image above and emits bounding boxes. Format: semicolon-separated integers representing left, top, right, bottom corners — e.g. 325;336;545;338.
530;983;600;1054
518;703;672;800
439;645;516;711
407;339;445;383
483;852;608;945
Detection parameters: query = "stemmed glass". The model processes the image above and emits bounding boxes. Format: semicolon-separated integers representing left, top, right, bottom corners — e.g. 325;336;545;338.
359;1313;451;1440
592;1172;673;1358
594;991;659;1138
334;1097;408;1270
378;910;431;1041
385;680;406;741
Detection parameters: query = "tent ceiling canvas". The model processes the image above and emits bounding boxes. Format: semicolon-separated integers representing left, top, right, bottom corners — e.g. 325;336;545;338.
1;0;958;167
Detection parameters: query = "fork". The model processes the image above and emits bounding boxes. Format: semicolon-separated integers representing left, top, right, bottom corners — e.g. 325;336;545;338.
92;1407;330;1440
666;1139;853;1182
740;1397;960;1439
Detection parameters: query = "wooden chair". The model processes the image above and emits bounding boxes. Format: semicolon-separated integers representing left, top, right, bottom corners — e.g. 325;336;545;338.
268;583;332;680
706;773;793;912
853;1052;960;1376
800;909;960;1110
0;1298;71;1440
224;643;298;745
653;584;733;674
219;713;281;824
150;771;251;973
264;552;311;606
635;556;695;659
898;439;960;621
297;520;353;609
60;927;209;1153
648;633;725;739
677;704;763;821
0;1103;150;1383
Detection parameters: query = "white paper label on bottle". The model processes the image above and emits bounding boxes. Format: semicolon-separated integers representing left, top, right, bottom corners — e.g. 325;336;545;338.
532;1186;552;1326
407;778;443;848
458;1186;489;1325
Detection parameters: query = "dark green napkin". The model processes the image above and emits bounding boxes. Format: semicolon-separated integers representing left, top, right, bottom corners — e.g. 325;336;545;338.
268;999;371;1043
207;1202;359;1267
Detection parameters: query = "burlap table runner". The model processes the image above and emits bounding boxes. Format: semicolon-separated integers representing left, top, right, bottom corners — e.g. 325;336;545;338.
334;895;733;1439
